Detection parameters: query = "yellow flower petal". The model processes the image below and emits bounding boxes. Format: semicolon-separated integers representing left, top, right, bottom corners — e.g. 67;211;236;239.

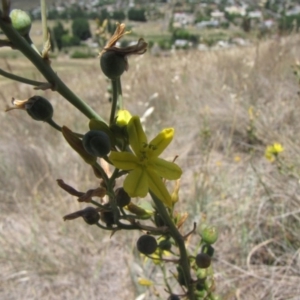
109;151;139;170
123;167;148;197
128;116;147;155
148;128;174;158
150;158;182;180
146;169;172;207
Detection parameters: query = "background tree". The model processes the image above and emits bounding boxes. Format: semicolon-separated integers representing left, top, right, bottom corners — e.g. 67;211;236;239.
52;21;68;51
71;18;92;41
128;8;147;22
111;10;126;22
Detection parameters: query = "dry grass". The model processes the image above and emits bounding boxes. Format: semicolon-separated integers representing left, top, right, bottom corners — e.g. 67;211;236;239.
1;34;300;299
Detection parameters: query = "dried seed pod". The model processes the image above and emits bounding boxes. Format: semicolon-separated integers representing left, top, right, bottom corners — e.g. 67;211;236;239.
25;96;54;121
195;253;211;269
136;235;157;255
100;51;127;79
82;130;111;157
7;96;53;122
115;187;131;207
63;207;100;225
100;211;115;227
9;9;32;36
81;207;100;225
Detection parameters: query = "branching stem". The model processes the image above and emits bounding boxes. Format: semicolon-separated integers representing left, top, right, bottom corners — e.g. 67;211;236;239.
150;191;195;300
0;15;105;122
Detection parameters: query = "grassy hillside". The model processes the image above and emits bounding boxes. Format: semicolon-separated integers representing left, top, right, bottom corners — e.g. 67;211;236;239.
0;34;300;299
10;0;40;10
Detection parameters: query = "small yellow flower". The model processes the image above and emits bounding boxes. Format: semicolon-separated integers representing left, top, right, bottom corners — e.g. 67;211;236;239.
248;106;254;120
138;277;153;287
109;116;182;207
234;155;241;162
265;143;284;162
116;109;132;126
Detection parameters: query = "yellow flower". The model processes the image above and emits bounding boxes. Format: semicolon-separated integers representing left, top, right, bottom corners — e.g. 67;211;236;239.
248;106;254;120
138;278;153;287
116;109;132;126
265;143;284;162
109;116;182;207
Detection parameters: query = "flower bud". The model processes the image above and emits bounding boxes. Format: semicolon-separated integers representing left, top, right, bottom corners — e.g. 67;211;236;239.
176;266;186;287
100;51;127;79
82;130;111;157
201;244;214;257
25;96;53;121
9;9;32;36
158;238;172;251
196;268;207;280
195;253;211;269
154;211;166;227
115;187;131;207
137;235;157;255
199;224;218;245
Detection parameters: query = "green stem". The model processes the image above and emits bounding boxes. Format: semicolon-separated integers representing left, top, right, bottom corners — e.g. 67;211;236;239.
24;34;41;56
160;263;173;295
109;79;118;125
0;15;105;122
92;162;109;183
46;118;62;131
117;77;123;109
150;191;195;300
0;68;45;86
40;0;48;45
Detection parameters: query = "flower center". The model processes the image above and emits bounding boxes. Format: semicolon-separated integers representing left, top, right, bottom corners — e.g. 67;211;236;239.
138;143;157;165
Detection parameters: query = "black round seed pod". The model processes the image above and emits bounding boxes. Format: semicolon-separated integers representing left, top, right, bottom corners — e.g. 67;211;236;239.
136;235;157;255
82;130;111;157
100;51;127;79
81;207;100;225
115;187;131;207
9;9;32;36
195;253;211;269
168;295;180;300
25;96;53;121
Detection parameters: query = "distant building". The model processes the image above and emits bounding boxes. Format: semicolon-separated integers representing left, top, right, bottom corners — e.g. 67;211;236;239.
249;11;263;19
173;12;195;26
225;5;247;16
211;10;225;21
